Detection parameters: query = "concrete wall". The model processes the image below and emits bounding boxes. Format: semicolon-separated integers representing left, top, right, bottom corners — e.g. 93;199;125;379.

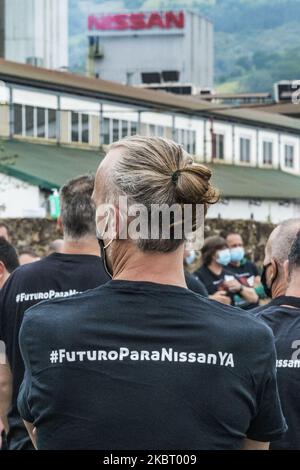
0;217;275;262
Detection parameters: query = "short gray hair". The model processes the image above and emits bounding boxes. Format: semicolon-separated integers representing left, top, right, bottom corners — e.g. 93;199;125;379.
60;175;96;239
271;218;300;263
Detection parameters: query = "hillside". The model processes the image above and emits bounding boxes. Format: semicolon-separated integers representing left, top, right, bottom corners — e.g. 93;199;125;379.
69;0;300;92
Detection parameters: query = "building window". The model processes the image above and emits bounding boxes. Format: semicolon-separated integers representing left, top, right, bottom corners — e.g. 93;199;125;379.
112;119;119;142
240;137;251;163
71;112;90;144
102;119;138;144
71;112;79;142
25;106;34;137
148;124;164;137
213;133;224;160
130;121;137;136
48;109;57;139
37;107;46;138
121;120;128;138
263;141;273;165
13;104;56;139
174;128;196;154
103;118;110;144
82;114;89;143
284;144;295;168
157;125;164;137
148;124;155;136
14;104;22;135
187;130;196;154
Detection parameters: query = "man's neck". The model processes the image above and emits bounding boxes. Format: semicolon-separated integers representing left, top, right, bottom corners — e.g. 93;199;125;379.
285;284;300;299
112;243;187;288
61;238;100;257
272;281;287;299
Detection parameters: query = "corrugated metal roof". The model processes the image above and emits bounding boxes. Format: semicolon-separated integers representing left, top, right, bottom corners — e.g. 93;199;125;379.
0;139;102;189
207;161;300;200
213;107;300;132
0;59;212;113
246;102;300;116
1;139;300;200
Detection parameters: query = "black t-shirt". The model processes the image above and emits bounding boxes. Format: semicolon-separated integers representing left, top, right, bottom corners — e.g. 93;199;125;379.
0;252;109;450
195;265;228;296
195;265;236;304
18;280;286;450
256;297;300;449
185;271;208;296
226;260;260;310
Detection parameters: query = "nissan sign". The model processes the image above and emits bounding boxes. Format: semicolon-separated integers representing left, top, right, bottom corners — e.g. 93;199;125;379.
88;11;185;32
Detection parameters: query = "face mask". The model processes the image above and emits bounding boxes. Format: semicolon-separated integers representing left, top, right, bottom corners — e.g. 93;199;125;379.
185;250;196;265
96;213;113;278
97;237;113;279
261;261;278;298
230;247;245;263
216;249;231;267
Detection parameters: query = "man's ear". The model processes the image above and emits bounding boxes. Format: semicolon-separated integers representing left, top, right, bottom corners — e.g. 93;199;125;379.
56;216;63;234
283;259;290;284
269;258;278;284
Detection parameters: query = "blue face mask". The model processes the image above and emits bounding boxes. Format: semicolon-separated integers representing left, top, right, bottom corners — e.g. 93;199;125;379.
185;250;196;265
216;249;231;267
230;247;245;263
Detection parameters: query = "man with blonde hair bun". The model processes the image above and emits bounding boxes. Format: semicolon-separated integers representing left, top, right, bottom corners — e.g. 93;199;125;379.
18;137;286;450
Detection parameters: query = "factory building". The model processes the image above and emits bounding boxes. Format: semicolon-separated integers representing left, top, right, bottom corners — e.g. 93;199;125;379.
87;10;213;90
0;0;68;70
1;59;300;222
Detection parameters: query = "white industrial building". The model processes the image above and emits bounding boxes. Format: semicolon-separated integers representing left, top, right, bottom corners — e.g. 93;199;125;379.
0;0;68;70
87;10;213;89
0;59;300;222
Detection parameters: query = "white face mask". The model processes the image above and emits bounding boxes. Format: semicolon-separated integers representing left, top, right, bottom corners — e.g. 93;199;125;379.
216;248;231;267
185;250;196;265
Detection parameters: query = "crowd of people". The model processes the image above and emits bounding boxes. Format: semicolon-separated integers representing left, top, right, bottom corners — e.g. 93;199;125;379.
0;135;299;450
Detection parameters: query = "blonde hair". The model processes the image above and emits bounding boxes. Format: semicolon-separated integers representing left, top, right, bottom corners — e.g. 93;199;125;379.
109;136;219;252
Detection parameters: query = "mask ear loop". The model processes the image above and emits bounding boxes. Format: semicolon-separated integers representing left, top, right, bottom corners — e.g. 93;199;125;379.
103;238;113;250
99;213;113;249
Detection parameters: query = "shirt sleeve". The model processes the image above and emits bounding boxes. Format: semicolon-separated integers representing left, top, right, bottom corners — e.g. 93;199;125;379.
17;313;34;424
246;329;287;442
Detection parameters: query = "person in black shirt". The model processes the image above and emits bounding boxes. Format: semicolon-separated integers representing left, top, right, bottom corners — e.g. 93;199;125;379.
0;238;19;449
0;238;19;290
225;233;260;310
185;270;208;296
0;223;10;243
0;175;109;450
18;136;286;450
196;236;234;306
252;218;300;315
256;230;300;449
184;249;208;296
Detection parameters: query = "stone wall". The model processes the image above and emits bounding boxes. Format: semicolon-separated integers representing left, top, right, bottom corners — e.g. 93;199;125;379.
1;218;275;264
